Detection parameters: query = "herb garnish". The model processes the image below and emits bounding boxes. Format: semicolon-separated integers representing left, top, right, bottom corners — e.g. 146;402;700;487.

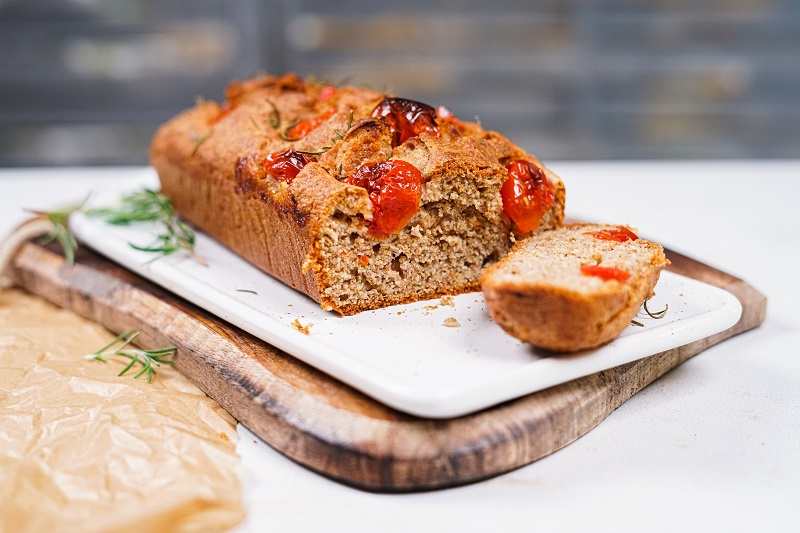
278;122;302;142
191;133;211;155
265;98;281;129
26;196;88;266
30;188;203;266
643;299;668;319
295;146;332;157
87;189;206;265
85;330;176;383
333;109;355;140
631;299;669;327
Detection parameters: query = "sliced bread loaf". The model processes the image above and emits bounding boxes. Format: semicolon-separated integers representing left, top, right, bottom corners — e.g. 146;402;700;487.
151;73;565;315
480;223;670;352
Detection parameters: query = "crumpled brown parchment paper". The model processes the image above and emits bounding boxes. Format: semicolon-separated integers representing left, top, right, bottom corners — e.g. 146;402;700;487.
0;288;244;533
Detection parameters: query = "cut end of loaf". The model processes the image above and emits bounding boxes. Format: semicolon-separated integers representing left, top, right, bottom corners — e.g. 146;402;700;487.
311;171;517;315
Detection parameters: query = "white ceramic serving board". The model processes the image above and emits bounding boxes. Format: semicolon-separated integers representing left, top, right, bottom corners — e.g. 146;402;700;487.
70;178;742;418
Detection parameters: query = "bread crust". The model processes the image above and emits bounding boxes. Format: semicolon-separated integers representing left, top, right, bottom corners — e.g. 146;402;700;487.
481;224;670;352
151;73;566;315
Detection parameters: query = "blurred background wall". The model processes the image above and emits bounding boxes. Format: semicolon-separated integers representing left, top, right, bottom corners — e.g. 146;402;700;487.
1;0;798;166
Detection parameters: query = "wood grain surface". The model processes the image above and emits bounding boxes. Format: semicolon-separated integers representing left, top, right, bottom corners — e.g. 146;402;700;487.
8;241;766;492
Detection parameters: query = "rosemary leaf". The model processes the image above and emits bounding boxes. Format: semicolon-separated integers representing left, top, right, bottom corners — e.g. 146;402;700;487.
265;98;281;129
27;195;89;266
192;134;211;155
332;110;355;141
85;330;176;383
86;188;170;224
278;129;302;142
346;108;354;130
295;146;332;157
644;300;669;319
630;299;669;327
88;189;205;265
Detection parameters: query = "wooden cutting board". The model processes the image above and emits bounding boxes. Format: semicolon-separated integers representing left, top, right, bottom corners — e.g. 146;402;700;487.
8;240;766;492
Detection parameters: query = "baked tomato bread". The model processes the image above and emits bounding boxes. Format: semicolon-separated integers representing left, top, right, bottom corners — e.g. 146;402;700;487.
151;73;565;315
481;223;670;352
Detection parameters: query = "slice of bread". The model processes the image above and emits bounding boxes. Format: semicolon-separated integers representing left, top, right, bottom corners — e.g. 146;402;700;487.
480;223;670;352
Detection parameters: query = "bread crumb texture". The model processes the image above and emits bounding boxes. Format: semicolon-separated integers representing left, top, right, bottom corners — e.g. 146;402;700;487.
291;318;312;335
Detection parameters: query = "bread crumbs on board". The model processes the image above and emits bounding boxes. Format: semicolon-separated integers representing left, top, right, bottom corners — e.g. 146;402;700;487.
443;317;461;328
291;318;312;335
440;295;455;307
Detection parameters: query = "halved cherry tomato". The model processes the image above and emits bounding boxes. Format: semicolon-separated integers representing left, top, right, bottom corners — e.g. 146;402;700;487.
348;160;424;238
371;97;440;146
318;85;337;103
580;265;631;282
500;160;555;233
263;150;312;182
585;227;638;242
286;108;336;139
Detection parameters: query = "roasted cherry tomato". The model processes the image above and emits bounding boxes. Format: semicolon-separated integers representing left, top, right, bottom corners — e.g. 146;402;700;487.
318;85;337;103
263;149;312;182
348;160;424;238
436;105;459;123
500;160;555;233
286;108;335;139
580;265;631;282
585;227;638;242
371;97;440;146
213;103;233;124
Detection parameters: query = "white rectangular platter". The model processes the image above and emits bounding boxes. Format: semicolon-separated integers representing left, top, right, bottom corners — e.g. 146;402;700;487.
70;177;742;418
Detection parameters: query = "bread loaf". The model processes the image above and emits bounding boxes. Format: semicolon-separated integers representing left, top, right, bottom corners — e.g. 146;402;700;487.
481;224;670;352
151;73;565;315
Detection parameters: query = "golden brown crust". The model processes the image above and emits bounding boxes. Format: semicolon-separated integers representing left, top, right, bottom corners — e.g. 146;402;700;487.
151;73;566;315
481;224;670;352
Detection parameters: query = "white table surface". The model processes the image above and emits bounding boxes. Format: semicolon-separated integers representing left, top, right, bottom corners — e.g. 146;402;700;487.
2;161;798;533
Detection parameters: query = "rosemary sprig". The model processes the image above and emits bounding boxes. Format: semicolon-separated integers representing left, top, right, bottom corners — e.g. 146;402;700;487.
265;98;281;129
129;218;205;265
26;195;89;265
86;188;171;224
85;330;176;383
332;109;355;140
295;146;332;157
631;299;669;327
87;189;206;265
644;299;668;319
191;133;211;155
278;122;302;142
